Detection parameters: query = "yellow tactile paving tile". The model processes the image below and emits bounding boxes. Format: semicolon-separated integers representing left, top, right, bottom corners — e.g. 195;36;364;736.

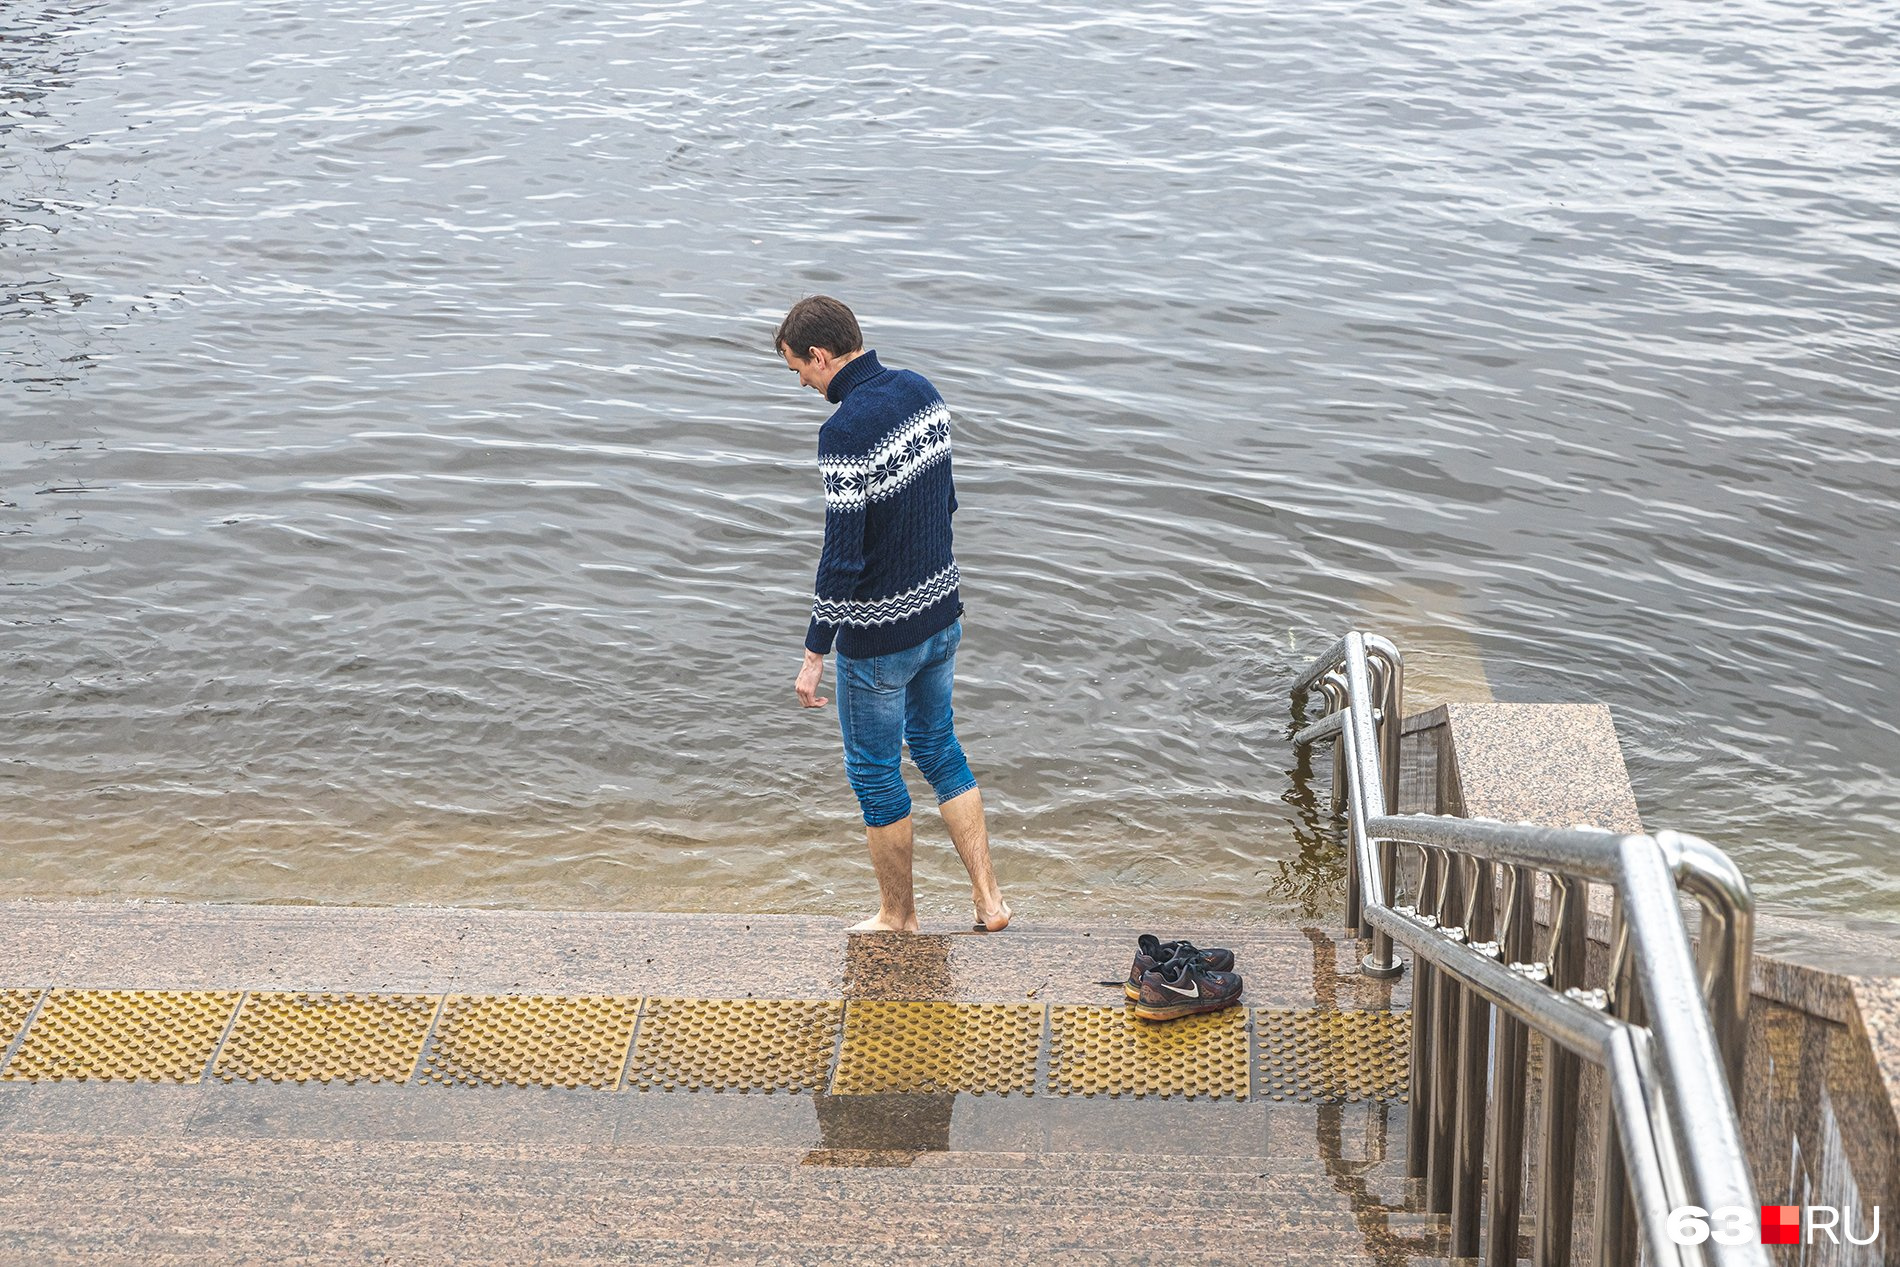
831;1001;1041;1096
0;990;43;1050
1256;1008;1410;1103
214;992;440;1085
629;998;842;1093
1048;1005;1250;1100
420;995;640;1090
3;989;240;1083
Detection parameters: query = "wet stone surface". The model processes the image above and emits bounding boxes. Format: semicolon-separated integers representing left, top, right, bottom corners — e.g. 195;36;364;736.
0;904;1440;1263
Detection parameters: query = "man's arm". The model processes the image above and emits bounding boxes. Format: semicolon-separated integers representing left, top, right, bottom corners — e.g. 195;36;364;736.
796;451;868;707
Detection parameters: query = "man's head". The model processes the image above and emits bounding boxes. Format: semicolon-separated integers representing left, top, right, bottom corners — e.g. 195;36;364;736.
775;295;863;395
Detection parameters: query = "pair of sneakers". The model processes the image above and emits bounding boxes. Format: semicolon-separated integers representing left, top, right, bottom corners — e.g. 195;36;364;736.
1124;933;1244;1022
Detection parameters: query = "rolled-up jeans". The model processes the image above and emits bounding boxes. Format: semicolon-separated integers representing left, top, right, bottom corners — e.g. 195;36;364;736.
835;620;977;828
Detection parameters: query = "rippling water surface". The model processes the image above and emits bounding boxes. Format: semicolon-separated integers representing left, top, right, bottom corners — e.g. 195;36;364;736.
5;0;1898;923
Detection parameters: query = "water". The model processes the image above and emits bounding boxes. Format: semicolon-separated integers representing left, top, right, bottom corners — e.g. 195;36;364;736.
5;0;1897;924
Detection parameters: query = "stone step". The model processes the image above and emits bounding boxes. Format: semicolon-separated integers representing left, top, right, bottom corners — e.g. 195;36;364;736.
0;1131;1421;1197
0;1131;1452;1265
0;902;1434;1264
0;901;1412;1010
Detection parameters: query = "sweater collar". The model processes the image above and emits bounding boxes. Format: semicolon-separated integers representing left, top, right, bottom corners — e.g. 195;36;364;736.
825;349;883;404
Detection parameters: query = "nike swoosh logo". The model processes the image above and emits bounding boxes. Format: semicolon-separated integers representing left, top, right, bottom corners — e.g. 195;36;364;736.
1160;979;1200;998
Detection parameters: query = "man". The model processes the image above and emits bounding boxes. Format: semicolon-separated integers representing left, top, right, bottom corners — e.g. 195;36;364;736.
775;295;1010;934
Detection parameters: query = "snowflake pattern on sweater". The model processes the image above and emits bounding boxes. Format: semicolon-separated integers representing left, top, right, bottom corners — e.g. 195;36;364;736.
805;350;963;658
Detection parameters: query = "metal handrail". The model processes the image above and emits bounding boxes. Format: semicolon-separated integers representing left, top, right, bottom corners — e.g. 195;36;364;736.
1291;631;1765;1267
1292;632;1405;978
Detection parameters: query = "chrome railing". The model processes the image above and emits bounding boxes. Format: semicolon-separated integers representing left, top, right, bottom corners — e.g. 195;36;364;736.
1290;631;1764;1267
1291;631;1406;979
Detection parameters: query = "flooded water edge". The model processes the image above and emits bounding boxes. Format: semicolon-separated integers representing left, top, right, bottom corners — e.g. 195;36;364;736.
4;0;1898;922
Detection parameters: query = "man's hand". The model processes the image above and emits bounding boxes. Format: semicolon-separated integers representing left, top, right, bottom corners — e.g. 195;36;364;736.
795;650;829;708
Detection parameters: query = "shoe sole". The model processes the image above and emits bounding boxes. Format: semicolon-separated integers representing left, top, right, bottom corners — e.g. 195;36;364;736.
1131;995;1243;1022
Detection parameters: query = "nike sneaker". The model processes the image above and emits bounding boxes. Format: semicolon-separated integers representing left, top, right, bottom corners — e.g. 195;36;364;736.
1123;934;1236;1001
1132;953;1244;1022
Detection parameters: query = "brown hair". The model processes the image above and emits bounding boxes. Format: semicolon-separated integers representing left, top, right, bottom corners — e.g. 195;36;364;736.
773;295;863;360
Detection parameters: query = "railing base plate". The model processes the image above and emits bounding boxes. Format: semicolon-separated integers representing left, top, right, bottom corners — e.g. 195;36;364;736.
1361;954;1404;979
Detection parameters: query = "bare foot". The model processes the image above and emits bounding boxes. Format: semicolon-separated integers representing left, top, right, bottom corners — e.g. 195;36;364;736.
973;900;1011;933
850;914;919;933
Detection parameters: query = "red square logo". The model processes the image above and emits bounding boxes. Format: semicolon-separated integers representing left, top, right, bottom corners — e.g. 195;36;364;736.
1762;1205;1801;1245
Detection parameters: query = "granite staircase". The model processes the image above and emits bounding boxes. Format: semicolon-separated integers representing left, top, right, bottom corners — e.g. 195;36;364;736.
0;904;1452;1265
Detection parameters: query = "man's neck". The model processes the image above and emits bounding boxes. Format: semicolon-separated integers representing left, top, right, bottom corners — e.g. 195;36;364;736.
825;349;879;404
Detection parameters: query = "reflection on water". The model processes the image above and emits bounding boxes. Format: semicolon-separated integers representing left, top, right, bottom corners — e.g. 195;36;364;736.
1272;730;1353;922
804;1092;956;1169
4;0;1899;921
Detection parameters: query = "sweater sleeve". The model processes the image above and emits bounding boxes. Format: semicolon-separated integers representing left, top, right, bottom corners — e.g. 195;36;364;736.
805;453;868;655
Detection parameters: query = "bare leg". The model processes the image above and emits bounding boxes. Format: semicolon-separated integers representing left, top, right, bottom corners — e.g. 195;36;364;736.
940;787;1009;931
851;815;919;933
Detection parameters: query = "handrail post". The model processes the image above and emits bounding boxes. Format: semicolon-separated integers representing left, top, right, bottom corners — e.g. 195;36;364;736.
1321;671;1348;819
1406;843;1439;1180
1311;669;1358;935
1593;892;1642;1267
1361;654;1390;946
1483;861;1534;1267
1534;872;1587;1267
1364;633;1404;817
1365;635;1404;977
1657;830;1753;1087
1450;853;1495;1257
1427;845;1467;1214
1342;636;1399;977
1608;1027;1691;1266
1617;835;1761;1267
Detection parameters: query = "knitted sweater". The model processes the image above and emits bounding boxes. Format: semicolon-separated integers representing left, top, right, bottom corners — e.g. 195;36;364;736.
804;350;963;659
